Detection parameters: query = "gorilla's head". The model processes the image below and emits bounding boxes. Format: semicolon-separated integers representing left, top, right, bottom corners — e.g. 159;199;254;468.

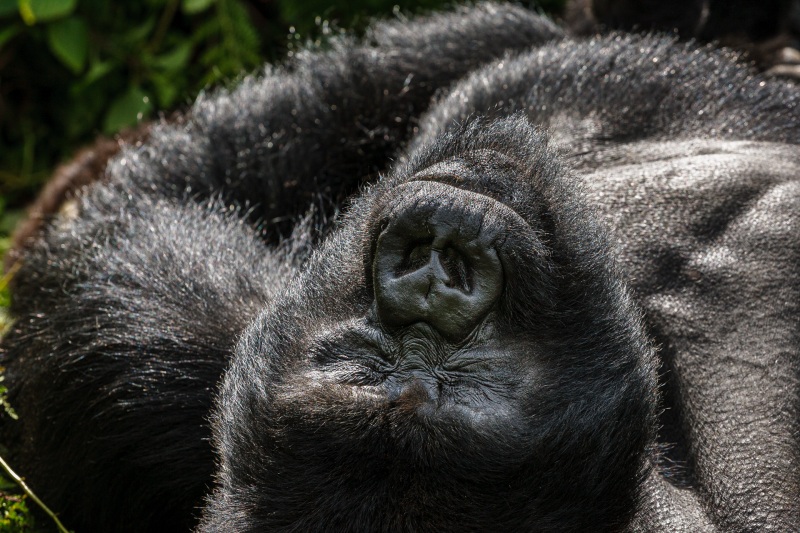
201;117;658;532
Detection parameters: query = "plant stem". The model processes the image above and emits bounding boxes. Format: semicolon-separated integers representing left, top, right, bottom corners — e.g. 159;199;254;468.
0;454;70;533
150;0;181;53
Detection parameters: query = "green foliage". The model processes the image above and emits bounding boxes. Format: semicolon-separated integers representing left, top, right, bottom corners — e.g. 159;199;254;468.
46;17;88;73
0;466;33;533
103;86;154;134
19;0;77;25
0;375;16;421
0;196;18;333
0;0;282;207
0;491;33;532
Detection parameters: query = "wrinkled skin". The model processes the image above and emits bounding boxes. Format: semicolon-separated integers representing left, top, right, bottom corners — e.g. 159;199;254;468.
1;3;799;532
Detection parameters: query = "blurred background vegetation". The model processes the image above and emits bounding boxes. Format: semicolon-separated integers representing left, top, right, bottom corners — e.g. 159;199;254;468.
0;0;565;530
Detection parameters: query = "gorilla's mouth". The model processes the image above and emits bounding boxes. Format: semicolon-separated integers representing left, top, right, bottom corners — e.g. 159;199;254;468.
367;178;532;343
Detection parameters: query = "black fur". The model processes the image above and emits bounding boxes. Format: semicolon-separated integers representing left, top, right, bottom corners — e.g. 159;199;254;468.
565;0;800;77
2;3;799;532
567;0;793;42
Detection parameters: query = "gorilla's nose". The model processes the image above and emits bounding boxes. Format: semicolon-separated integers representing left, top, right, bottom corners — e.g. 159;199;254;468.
372;181;504;341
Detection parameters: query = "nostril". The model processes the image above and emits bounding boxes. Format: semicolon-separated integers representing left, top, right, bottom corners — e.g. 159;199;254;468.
437;247;471;292
372;185;504;341
397;240;434;276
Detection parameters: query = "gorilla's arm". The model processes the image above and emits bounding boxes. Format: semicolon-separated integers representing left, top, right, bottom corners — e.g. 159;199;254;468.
1;185;282;531
110;3;563;239
411;35;800;154
5;2;560;270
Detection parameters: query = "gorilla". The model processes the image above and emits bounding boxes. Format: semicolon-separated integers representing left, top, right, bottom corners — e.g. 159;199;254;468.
1;3;798;532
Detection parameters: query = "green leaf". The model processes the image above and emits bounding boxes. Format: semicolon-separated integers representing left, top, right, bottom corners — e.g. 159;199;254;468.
190;18;219;44
0;26;19;49
0;209;23;236
182;0;214;15
82;60;114;85
151;41;193;71
18;0;76;25
122;16;155;45
227;0;259;51
150;71;179;108
103;87;153;134
0;0;16;17
0;473;16;491
208;0;260;77
46;16;88;73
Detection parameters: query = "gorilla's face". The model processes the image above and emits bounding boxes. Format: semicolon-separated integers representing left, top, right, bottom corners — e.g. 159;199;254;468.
213;118;658;530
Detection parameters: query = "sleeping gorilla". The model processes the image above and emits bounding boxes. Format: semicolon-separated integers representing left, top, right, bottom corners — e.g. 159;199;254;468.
1;3;799;532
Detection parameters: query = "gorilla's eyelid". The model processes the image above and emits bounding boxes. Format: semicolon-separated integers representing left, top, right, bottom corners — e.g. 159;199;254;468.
311;318;398;356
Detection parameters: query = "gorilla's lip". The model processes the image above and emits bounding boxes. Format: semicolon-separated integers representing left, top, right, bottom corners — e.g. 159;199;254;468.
407;151;526;214
403;176;534;238
410;174;507;206
410;174;510;212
